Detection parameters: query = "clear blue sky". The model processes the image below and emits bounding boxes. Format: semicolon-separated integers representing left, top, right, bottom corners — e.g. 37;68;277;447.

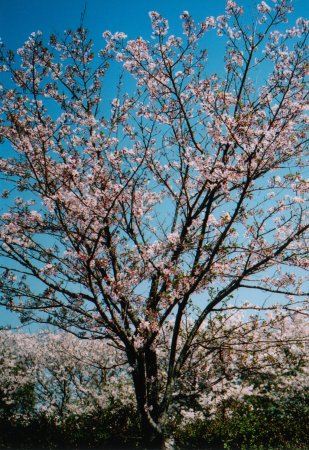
1;0;307;49
0;0;307;329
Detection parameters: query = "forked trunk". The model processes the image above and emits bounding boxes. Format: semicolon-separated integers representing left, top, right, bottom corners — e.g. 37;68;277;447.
140;418;164;449
140;423;175;450
127;347;174;449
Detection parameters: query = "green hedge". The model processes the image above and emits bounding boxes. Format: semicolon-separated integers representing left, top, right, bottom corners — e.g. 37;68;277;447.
175;393;309;450
1;393;308;449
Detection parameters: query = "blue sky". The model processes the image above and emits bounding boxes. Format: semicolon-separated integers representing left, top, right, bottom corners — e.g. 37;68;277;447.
1;0;307;49
0;0;228;49
0;0;308;329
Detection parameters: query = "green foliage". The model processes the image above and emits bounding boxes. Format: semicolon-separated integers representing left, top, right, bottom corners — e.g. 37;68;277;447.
0;381;36;418
175;392;309;450
0;404;141;449
1;390;308;449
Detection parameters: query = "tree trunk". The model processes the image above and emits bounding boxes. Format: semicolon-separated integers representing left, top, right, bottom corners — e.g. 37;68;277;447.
161;436;176;450
127;346;171;449
140;419;164;449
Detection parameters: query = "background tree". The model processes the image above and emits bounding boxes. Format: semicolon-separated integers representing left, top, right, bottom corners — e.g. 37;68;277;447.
0;0;308;447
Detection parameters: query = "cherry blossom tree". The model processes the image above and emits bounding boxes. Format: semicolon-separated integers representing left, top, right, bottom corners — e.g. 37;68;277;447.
0;331;132;422
173;309;308;422
0;0;308;446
